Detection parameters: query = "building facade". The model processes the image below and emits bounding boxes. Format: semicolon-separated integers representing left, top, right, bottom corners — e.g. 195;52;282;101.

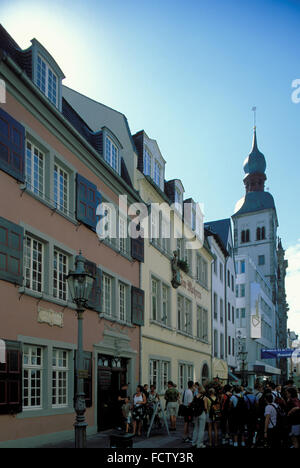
0;26;144;447
133;130;213;394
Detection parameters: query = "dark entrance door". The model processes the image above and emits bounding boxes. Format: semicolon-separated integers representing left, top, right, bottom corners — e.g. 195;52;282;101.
97;354;128;431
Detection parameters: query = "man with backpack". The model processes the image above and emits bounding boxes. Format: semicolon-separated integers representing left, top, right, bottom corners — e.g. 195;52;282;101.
264;393;281;448
244;387;257;447
206;387;221;447
229;386;248;447
191;385;208;448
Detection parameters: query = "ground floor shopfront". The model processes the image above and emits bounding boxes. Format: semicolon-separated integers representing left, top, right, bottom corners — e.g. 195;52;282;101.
141;334;212;396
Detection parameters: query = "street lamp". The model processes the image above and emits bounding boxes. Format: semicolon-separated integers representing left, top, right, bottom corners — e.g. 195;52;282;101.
237;333;248;387
67;252;95;448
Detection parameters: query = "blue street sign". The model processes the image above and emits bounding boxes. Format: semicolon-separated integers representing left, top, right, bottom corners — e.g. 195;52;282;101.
261;348;294;359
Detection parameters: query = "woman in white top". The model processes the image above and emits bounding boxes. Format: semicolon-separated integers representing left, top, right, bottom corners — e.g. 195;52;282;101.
132;385;146;436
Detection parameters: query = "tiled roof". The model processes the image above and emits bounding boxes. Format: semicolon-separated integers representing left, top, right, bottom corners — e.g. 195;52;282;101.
0;24;32;79
204;218;231;252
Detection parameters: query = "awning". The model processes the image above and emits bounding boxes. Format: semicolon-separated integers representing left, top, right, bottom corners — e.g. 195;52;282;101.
228;371;239;382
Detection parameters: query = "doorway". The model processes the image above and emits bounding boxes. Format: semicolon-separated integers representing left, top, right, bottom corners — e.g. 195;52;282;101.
97;354;128;431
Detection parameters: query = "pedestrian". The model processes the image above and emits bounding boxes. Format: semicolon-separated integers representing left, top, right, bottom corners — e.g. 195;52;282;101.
206;387;221;447
220;384;232;445
229;385;247;447
143;384;149;400
194;382;200;396
286;387;300;448
191;385;208;449
244;387;257;447
147;385;161;429
264;393;280;448
164;381;180;431
131;385;147;436
117;383;130;431
181;380;194;443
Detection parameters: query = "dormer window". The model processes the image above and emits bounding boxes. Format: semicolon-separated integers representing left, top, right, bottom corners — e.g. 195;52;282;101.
105;136;119;172
37;55;58;106
144;148;152;176
154;160;161;186
175;188;183;214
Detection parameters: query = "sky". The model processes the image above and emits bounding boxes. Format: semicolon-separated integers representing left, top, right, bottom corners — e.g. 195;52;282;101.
0;0;299;335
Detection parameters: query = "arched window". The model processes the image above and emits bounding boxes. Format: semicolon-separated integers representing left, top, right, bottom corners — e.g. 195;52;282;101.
256;227;261;240
245;229;250;242
241;229;250;243
261;226;266;240
241;230;245;243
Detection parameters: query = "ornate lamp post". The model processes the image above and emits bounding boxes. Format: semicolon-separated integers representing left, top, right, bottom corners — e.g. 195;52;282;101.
237;333;248;387
67;253;95;448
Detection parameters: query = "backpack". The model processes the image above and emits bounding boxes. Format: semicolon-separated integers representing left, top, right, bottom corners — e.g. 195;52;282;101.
233;395;249;423
221;394;231;416
208;396;221;421
270;403;287;431
190;395;205;417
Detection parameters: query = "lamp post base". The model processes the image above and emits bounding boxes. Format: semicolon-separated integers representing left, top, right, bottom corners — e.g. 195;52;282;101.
74;422;88;448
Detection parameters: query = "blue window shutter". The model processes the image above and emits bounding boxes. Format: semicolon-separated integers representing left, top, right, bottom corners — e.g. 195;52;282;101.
84;259;102;313
0;108;25;183
0;217;24;285
0;341;22;415
131;286;144;326
76;173;101;230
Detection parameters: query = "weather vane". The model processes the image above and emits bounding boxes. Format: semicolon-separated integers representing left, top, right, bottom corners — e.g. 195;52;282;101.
252;106;257;127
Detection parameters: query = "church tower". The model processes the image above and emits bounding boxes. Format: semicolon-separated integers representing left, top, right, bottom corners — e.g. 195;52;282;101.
232;127;278;305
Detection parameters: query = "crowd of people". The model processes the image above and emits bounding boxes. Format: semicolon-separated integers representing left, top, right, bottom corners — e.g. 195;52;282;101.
116;378;300;448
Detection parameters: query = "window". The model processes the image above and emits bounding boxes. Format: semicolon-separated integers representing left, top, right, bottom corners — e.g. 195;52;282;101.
178;363;194;391
54;163;68;214
214;330;218;357
24;236;43;292
213;293;218;320
162;285;168;324
144;149;152;176
241;229;250;243
220;298;224;324
26;141;44;197
228;336;231;355
178;295;192;333
232;306;235;324
240;284;245;297
151;278;158;321
214;258;217;275
161;361;169;392
240;260;245;273
241;308;246;318
258;255;265;266
197;255;208;287
154;160;161;186
197;306;208;341
219;263;223;282
52;349;68;407
118;215;127;254
256;226;266;241
37;55;58;106
220;334;224;359
53;250;68;301
232;338;235;356
23;345;43;409
149;359;159;390
227;270;230;287
105;136;119;172
231;274;234;292
119;283;126;322
228;302;231;321
175;188;183;214
103;274;112;316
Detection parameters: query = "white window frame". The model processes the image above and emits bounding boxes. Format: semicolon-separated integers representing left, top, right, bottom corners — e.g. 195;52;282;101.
144;148;152;176
36;54;58;107
52;349;69;408
23;345;43;410
25;140;45;198
53;249;68;301
54;163;69;215
105;136;119;173
118;282;127;322
103;274;113;317
24;235;44;293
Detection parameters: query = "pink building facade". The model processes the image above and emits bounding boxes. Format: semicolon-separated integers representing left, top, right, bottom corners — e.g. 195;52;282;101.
0;26;144;447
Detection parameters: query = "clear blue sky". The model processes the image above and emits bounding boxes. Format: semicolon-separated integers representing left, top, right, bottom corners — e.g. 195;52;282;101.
1;0;300;331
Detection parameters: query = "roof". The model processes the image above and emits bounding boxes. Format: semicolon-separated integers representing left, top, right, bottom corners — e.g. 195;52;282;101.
243;127;266;175
204;218;231;251
233;191;276;217
0;24;32;79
